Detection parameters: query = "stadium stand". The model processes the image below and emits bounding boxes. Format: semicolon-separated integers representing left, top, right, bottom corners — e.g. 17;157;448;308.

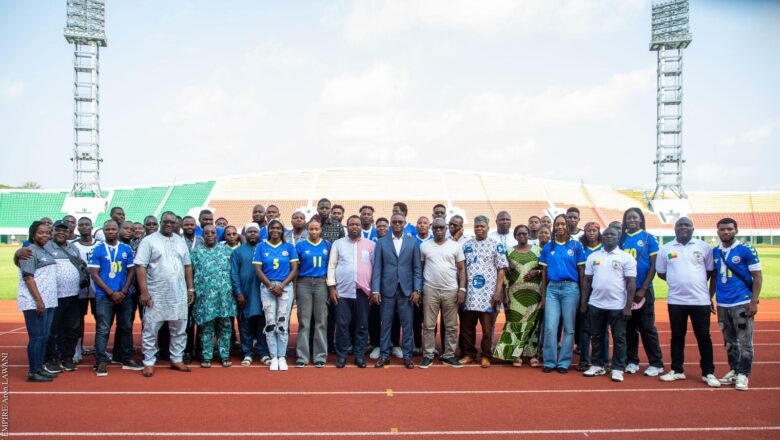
0;191;68;228
2;169;779;241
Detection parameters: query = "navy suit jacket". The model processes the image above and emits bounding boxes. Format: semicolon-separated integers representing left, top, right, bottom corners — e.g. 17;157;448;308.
371;234;423;297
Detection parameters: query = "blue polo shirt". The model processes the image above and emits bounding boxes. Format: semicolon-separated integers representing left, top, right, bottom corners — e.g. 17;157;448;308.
620;230;659;288
361;226;377;241
296;239;331;278
403;223;418;237
539;239;586;282
195;225;225;241
714;243;761;307
88;242;135;298
252;240;298;281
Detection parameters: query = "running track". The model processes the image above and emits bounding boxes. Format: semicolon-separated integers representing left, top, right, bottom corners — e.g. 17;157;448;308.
2;300;779;439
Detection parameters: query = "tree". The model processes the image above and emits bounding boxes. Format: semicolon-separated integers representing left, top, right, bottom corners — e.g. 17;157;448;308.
19;181;41;189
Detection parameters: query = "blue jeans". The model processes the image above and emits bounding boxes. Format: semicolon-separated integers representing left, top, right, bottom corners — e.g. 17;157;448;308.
260;282;294;358
336;290;370;361
95;296;134;364
239;314;269;359
380;287;414;359
543;281;579;369
588;305;627;370
23;308;55;374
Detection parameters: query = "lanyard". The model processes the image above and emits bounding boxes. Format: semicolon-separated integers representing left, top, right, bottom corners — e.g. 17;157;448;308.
104;242;118;273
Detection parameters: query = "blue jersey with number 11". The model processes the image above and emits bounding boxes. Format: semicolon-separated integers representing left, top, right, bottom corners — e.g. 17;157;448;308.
296;239;331;278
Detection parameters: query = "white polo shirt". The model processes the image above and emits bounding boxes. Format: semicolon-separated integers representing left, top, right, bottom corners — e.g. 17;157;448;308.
656;238;714;306
585;247;637;310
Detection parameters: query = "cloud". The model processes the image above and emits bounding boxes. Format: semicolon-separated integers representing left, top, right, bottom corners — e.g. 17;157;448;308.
720;120;779;147
0;79;24;102
318;63;412;111
689;161;753;186
340;0;645;43
243;42;316;70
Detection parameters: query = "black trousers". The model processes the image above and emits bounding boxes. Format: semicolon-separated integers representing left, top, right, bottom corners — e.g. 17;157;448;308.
626;289;664;368
46;295;81;362
668;304;714;376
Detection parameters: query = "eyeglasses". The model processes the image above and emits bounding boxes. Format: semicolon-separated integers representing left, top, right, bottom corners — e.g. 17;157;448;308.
161;220;176;225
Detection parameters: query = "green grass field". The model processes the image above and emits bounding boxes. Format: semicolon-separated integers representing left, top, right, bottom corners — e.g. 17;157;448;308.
1;245;778;301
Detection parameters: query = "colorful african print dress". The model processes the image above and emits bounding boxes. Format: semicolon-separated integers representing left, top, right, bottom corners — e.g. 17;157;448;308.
493;246;542;360
191;244;237;325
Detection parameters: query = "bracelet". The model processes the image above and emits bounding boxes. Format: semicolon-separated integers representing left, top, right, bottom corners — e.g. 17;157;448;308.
187;288;195;292
458;287;466;292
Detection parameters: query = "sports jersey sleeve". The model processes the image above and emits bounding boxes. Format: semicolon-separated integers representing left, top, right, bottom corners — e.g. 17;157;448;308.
647;234;659;256
288;243;299;262
126;246;135;267
576;242;587;265
252;243;263;265
539;244;549;267
745;246;762;271
88;246;102;269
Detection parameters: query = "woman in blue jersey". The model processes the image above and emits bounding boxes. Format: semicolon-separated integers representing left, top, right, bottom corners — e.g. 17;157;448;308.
539;214;586;373
577;222;609;371
253;219;299;371
619;208;664;376
295;220;331;368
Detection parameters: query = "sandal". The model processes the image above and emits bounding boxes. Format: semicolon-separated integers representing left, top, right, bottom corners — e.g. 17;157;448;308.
221;359;232;368
200;360;212;369
529;358;541;368
512;359;523;368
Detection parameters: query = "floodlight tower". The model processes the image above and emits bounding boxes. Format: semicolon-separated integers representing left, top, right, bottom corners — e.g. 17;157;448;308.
64;0;107;197
650;0;691;200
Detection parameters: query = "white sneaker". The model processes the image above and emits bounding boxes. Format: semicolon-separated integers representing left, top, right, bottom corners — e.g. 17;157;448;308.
269;358;279;371
261;356;272;366
241;356;252;367
659;370;686;382
278;357;288;371
702;374;721;388
644;366;663;377
583;366;606;377
611;370;624;382
719;369;736;385
734;373;749;391
369;347;381;360
392;346;403;359
73;343;82;364
625;363;639;374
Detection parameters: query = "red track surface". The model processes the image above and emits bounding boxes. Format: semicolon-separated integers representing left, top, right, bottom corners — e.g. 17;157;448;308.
3;300;780;439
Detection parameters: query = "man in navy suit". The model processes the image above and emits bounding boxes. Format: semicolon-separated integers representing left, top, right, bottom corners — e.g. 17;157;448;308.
372;214;423;369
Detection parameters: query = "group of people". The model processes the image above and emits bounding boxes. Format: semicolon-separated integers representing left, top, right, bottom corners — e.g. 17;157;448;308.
14;199;762;392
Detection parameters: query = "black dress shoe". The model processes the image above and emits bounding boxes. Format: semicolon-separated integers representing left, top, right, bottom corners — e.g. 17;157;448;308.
404;358;415;369
356;359;366;369
336;358;346;368
542;366;554;373
557;367;569;374
375;357;390;368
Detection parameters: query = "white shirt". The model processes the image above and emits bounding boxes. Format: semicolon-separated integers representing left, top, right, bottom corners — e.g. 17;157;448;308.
585;247;637;310
392;234;404;256
528;238;540;247
421;239;465;291
571;229;585;241
488;231;517;252
656;238;714;306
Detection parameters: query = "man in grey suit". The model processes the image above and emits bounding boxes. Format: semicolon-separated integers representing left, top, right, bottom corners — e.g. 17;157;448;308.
372;213;423;369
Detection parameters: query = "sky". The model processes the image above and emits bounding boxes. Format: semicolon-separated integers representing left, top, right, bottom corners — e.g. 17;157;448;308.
0;0;778;192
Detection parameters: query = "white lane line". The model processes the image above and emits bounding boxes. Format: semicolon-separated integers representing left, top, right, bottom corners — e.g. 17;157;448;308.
11;387;780;396
0;326;25;336
8;426;780;436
